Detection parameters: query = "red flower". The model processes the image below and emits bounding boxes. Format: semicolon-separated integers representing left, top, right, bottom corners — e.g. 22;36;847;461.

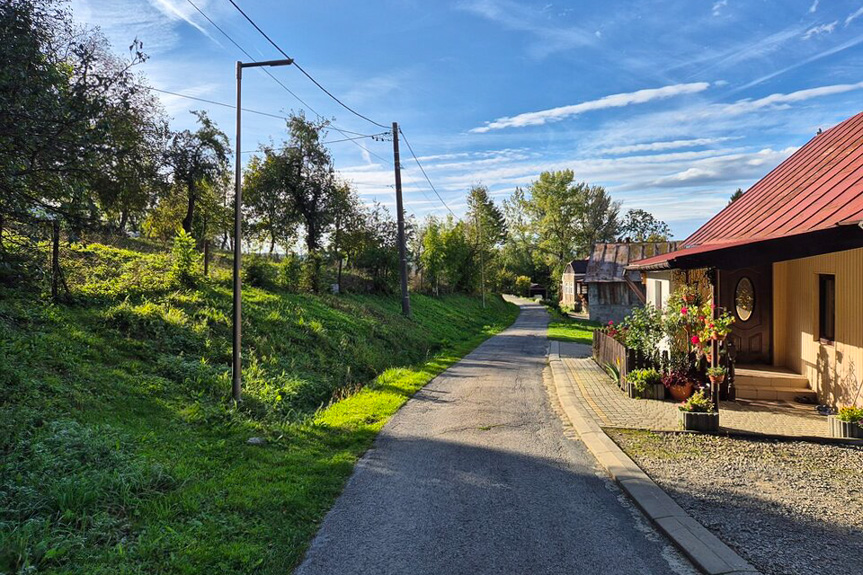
691;335;700;345
681;306;688;315
608;320;614;325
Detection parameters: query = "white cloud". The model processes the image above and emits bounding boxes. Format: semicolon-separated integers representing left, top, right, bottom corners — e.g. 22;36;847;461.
470;82;710;133
712;0;727;17
599;138;736;155
459;0;597;58
719;82;863;116
809;0;819;14
802;21;837;39
846;7;863;26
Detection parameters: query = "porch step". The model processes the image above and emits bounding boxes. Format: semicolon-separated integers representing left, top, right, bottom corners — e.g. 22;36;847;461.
734;365;816;402
734;385;817;402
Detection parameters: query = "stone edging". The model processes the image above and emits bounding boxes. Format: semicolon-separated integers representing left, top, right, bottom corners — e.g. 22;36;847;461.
548;341;761;575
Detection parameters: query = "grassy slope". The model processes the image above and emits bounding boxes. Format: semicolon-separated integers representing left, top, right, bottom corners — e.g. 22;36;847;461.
0;242;518;574
546;307;599;345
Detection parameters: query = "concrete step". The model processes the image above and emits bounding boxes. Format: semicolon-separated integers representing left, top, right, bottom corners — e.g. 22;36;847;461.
735;366;811;389
734;384;818;402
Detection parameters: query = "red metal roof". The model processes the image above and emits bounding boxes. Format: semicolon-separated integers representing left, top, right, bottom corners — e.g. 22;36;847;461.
631;111;863;269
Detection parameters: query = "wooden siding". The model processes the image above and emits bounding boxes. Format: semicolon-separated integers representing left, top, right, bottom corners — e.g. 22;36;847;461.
773;247;863;407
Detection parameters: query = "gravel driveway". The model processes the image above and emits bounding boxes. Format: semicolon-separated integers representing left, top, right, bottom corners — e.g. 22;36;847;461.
607;430;863;575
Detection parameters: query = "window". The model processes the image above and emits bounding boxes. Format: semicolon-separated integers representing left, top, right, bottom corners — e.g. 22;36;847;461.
819;274;835;343
654;281;663;309
735;277;755;322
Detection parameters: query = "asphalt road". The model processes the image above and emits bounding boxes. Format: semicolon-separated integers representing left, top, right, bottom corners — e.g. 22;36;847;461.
295;299;696;575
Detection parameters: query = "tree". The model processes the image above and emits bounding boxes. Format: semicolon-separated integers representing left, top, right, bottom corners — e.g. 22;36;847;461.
328;182;363;292
522;170;583;292
500;187;541;281
729;188;744;204
466;184;506;295
619;209;672;242
576;183;620;252
243;152;298;253
166;111;230;236
0;0;153;234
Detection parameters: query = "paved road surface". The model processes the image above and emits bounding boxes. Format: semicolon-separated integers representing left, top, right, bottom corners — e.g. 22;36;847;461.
295;300;695;575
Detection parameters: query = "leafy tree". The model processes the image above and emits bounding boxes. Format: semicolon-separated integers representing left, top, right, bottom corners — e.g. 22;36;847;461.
619;209;672;242
349;203;399;292
0;0;152;234
419;216;446;294
500;187;541;280
466;184;506;294
522;170;584;295
328;182;363;292
576;183;620;252
165;111;230;236
243;152;298;253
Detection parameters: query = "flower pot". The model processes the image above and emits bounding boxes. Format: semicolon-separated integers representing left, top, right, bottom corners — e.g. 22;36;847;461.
708;374;726;386
678;410;719;432
667;381;694;402
828;415;863;439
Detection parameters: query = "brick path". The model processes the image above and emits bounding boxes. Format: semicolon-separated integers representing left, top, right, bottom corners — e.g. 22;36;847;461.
558;346;830;439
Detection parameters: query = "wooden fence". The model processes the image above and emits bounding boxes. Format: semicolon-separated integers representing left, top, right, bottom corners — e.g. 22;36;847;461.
592;330;737;399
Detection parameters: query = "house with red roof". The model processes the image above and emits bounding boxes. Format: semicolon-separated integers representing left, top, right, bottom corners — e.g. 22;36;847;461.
629;111;863;408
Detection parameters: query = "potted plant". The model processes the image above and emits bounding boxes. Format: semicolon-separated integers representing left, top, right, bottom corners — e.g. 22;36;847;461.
662;369;694;401
706;365;726;386
626;368;665;400
828;406;863;439
678;389;719;432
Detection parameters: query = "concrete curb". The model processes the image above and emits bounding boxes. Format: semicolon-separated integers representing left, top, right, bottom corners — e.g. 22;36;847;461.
548;341;761;575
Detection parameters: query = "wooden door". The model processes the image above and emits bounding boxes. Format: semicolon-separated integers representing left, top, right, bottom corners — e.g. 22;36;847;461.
720;266;772;364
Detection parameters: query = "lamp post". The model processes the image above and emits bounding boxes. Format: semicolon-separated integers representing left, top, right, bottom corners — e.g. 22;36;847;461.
233;58;293;403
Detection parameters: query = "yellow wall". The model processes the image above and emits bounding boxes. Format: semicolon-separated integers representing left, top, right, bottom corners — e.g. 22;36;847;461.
774;247;863;407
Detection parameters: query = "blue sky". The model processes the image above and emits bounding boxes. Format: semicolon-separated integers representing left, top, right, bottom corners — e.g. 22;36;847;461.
70;0;863;238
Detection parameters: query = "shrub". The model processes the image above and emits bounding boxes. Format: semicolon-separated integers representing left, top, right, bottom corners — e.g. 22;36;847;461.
300;252;323;294
628;368;662;393
242;254;275;288
514;275;531;297
679;389;715;412
662;369;690;390
170;228;198;287
620;304;664;362
837;406;863;423
280;253;302;292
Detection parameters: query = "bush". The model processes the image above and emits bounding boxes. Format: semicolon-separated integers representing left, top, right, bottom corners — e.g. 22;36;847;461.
514;275;531;297
679;389;715;412
837;406;863;423
628;368;662;393
620;304;664;362
280;253;302;292
242;254;276;288
170;228;198;287
300;252;323;293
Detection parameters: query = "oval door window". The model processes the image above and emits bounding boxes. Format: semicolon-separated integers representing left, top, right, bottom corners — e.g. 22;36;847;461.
735;277;755;322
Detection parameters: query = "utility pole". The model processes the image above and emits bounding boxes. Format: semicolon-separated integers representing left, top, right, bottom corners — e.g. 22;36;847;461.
392;122;411;317
232;58;293;404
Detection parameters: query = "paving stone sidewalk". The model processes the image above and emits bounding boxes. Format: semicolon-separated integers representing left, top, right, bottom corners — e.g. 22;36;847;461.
558;343;831;439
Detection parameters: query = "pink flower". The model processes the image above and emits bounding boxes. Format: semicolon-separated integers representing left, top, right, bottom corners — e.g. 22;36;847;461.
681;306;688;315
691;335;700;345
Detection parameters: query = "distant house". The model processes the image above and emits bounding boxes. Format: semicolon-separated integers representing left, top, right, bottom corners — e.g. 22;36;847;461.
584;242;679;324
560;259;588;307
629;111;863;407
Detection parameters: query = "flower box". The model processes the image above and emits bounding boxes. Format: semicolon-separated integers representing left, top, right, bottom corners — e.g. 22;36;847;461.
628;381;666;400
678;410;719;432
828;415;863;439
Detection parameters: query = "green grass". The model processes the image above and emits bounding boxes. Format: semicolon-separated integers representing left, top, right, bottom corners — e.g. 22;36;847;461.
546;307;600;345
0;240;519;574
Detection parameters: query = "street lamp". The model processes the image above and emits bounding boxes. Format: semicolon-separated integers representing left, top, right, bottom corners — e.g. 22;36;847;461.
233;58;293;403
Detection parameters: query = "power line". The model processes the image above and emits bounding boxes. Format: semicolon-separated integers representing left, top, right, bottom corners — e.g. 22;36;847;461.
225;0;390;130
148;86;285;120
240;131;390;154
185;0;390;166
397;127;460;220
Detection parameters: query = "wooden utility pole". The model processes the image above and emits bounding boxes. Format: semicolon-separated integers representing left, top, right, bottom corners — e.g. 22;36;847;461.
51;219;60;302
392;122;411;317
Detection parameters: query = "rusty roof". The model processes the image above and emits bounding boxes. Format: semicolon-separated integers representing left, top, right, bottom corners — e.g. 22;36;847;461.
585;242;680;282
631;111;863;270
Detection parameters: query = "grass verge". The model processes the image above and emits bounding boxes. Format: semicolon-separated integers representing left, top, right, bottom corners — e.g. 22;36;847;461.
546;307;599;345
0;241;519;574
